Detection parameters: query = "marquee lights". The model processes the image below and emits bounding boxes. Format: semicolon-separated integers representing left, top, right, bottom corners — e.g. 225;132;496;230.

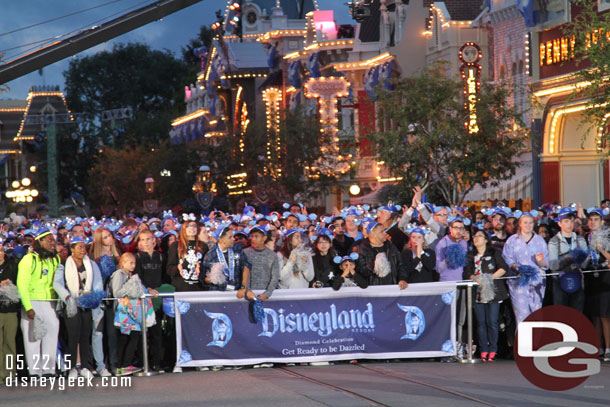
533;80;592;98
459;42;482;135
0;108;26;112
524;33;532;76
172;108;210;126
259;29;307;42
262;88;283;179
304;39;354;51
332;52;394;71
547;102;608;154
15;89;73;141
205;131;227;138
304;77;352;176
220;72;268;79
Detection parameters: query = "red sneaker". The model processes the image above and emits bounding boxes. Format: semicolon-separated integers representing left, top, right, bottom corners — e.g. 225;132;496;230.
487;353;497;362
480;352;488;362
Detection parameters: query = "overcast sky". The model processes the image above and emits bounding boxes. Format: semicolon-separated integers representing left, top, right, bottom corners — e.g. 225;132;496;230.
0;0;352;100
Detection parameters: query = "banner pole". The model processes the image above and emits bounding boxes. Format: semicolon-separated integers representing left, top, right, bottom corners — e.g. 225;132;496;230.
460;283;481;364
135;296;159;376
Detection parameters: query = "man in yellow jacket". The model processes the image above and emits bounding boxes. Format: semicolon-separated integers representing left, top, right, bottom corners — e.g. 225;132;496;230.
16;229;61;378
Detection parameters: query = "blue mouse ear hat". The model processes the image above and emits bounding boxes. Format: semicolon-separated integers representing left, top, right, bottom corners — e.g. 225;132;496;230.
212;224;232;240
334;253;359;264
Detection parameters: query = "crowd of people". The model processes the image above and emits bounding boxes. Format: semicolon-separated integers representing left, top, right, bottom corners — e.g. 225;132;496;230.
1;189;610;382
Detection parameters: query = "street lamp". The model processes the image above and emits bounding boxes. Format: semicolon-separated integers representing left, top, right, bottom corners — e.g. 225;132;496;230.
144;177;155;194
143;177;157;213
349;184;361;195
193;165;211;193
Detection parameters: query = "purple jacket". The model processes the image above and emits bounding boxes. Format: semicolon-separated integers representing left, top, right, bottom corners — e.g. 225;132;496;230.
435;235;468;282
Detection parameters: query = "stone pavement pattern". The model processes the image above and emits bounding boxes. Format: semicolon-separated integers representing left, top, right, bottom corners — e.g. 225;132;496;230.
3;361;609;407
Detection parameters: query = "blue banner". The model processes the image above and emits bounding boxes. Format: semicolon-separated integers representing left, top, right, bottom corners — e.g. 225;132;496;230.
174;283;456;366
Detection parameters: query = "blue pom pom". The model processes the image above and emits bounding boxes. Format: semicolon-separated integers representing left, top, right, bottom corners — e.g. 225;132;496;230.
517;265;538;286
445;244;466;269
570;247;588;265
252;299;265;323
98;255;117;281
163;297;175;317
78;290;106;309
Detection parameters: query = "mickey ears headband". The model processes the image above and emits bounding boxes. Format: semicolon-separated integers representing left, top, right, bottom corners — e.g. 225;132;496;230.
182;213;197;222
333;252;359;264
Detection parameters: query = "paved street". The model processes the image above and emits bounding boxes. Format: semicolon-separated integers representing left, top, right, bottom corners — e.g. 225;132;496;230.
3;360;609;406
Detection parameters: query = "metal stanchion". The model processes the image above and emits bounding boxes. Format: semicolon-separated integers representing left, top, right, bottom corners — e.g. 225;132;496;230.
459;283;481;364
135;295;159;376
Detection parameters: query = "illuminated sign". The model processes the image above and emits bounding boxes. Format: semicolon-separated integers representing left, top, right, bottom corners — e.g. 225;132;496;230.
539;35;575;67
459;42;482;134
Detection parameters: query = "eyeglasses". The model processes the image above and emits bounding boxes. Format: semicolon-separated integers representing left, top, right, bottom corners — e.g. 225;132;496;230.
451;226;465;231
435;213;449;218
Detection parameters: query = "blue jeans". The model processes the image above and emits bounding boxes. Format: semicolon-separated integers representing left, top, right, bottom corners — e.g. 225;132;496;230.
473;302;500;353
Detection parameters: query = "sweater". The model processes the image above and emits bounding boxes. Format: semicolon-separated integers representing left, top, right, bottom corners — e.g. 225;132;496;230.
435;235;468;282
277;250;314;289
243;247;280;299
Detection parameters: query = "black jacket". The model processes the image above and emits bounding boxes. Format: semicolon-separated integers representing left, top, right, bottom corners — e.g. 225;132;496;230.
463;246;510;303
356;239;406;285
311;253;338;287
333;235;355;257
387;224;409;252
0;259;19;313
400;248;438;283
135;251;166;290
332;272;369;290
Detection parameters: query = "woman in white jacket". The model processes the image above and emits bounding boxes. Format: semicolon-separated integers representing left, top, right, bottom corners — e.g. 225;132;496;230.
53;237;102;380
277;229;314;289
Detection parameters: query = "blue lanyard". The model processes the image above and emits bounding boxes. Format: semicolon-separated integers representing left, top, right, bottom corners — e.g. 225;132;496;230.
216;246;235;281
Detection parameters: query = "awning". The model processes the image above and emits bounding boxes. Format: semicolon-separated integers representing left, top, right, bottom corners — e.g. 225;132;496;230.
350;188;381;205
463;162;533;202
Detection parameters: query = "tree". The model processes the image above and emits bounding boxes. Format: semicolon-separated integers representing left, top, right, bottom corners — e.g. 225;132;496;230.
564;1;610;147
367;64;530;205
181;25;216;66
60;42;190;204
64;42;189;147
279;106;347;198
88;143;197;215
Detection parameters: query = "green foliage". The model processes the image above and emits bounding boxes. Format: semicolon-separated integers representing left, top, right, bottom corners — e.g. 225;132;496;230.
564;1;610;146
87;143;196;214
64;42;189;147
181;25;216;66
368;64;530;205
59;42;191;207
279;106;344;198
